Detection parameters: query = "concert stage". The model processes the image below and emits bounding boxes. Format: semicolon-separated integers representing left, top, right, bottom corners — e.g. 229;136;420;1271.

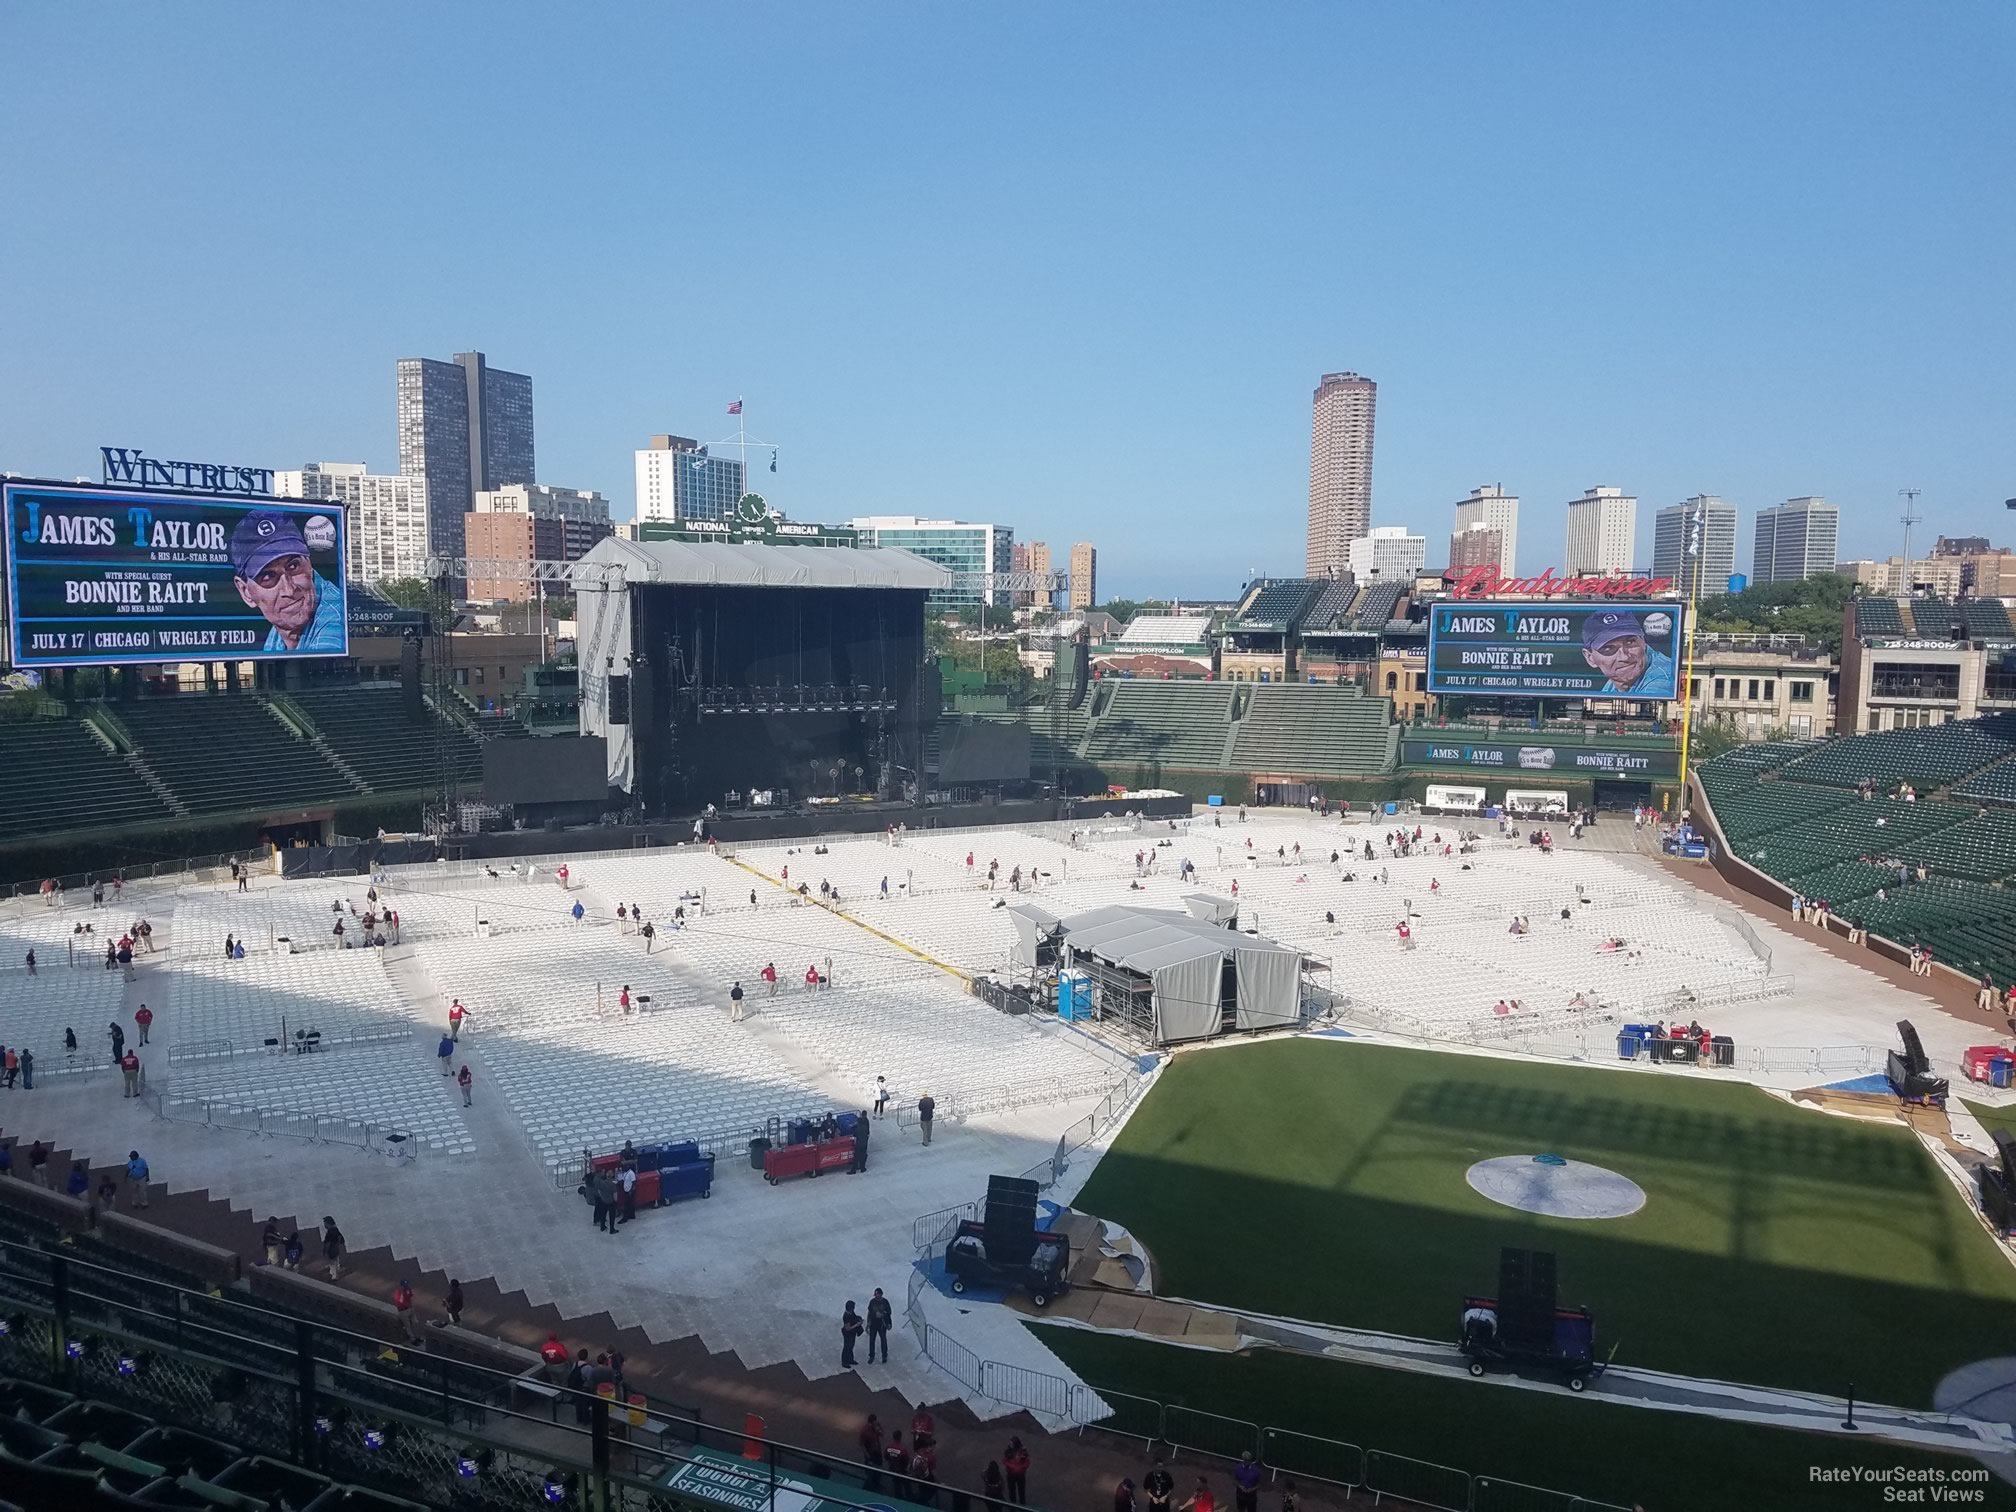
575;537;945;817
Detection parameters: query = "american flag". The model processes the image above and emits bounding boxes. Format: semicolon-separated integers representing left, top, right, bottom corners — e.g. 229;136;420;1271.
726;400;743;415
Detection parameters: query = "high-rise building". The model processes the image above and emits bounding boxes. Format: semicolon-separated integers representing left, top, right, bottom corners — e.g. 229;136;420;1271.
847;515;1012;609
1068;543;1097;611
1451;485;1518;574
1346;525;1425;582
1305;372;1377;577
395;352;535;560
1563;486;1637;575
273;463;428;585
633;435;746;524
1651;495;1738;597
1447;522;1505;572
1752;496;1841;583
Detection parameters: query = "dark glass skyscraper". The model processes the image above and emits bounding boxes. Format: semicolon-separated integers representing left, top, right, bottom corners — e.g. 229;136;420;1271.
396;351;536;559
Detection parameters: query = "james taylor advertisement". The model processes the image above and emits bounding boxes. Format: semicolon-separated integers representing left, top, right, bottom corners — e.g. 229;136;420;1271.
4;482;348;668
1427;601;1680;699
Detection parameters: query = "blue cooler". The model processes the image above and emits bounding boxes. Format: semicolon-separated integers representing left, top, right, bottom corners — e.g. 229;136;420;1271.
835;1112;861;1135
1994;1057;2015;1090
659;1140;700;1166
661;1153;715;1203
1617;1030;1643;1060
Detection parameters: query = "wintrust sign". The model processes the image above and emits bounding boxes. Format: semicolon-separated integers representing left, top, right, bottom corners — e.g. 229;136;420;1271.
100;447;274;496
1444;566;1674;600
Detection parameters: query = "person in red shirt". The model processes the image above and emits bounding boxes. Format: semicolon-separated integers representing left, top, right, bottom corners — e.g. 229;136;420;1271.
539;1332;569;1377
120;1049;142;1099
911;1404;935;1451
618;987;631;1014
761;962;779;997
1180;1477;1213;1512
806;963;821;991
392;1278;420;1343
448;1000;468;1039
859;1414;885;1492
458;1065;473;1106
134;1004;154;1046
1001;1439;1030;1506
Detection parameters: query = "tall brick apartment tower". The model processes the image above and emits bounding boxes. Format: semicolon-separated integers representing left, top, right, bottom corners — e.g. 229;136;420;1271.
1305;371;1377;577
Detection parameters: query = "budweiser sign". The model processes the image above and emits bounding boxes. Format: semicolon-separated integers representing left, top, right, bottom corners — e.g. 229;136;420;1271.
1444;565;1675;600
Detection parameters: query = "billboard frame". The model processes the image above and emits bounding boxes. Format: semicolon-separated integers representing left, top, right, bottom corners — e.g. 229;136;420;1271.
1425;598;1682;701
3;477;350;670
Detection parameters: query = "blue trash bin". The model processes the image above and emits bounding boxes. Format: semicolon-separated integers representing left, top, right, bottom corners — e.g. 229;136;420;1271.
1993;1057;2015;1090
1617;1031;1643;1060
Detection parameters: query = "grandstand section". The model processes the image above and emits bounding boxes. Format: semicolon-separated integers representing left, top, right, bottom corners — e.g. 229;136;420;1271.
1080;680;1237;770
0;716;169;840
1228;682;1398;776
1777;714;2016;789
114;699;357;817
284;686;482;792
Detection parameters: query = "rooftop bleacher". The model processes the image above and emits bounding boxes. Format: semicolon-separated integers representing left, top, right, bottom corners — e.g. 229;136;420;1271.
0;717;169;841
1231;579;1324;630
1115;615;1212;646
1966;600;2016;637
1349;582;1406;629
1852;598;1906;637
1302;579;1361;630
115;698;357;817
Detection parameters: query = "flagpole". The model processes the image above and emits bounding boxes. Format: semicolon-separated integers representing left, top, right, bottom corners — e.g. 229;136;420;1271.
1675;509;1706;806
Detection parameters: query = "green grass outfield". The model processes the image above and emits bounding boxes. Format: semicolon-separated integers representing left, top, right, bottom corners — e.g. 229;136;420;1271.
1072;1038;2016;1403
1037;1329;1987;1512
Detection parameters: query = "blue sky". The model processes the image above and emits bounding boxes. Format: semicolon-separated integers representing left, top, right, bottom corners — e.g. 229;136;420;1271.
1;3;2008;598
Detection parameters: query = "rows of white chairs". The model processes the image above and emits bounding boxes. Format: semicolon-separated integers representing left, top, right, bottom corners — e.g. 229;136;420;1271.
0;971;126;1076
756;976;1120;1108
413;931;824;1169
165;952;413;1061
162;1045;475;1155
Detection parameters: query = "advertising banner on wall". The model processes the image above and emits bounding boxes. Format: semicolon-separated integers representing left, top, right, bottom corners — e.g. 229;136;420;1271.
4;481;348;668
1403;737;1679;779
1427;601;1682;699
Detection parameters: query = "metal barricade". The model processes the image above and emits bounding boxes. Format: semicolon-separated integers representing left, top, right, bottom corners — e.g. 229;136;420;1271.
978;1361;1073;1419
1364;1450;1469;1511
1071;1384;1164;1441
912;1202;979;1251
1260;1428;1364;1490
1163;1405;1259;1462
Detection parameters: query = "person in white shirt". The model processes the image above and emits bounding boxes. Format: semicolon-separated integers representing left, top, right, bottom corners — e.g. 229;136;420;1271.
874;1076;890;1119
617;1164;639;1225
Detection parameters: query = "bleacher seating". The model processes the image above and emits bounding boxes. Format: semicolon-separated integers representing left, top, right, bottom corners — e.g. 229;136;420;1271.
1227;683;1396;776
1303;580;1360;629
1965;600;2015;638
0;718;166;841
1349;582;1406;629
1233;579;1324;629
115;699;355;817
1081;681;1235;768
1696;775;1851;844
1735;798;1973;878
1777;717;2016;790
1853;598;1906;637
289;687;481;792
1955;757;2016;806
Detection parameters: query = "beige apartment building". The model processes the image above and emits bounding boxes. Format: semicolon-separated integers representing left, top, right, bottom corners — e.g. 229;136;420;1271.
1305;371;1377;577
1684;637;1837;738
1068;542;1097;610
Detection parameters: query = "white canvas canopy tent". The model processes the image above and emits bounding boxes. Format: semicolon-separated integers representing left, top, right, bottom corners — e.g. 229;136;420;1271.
1012;903;1303;1043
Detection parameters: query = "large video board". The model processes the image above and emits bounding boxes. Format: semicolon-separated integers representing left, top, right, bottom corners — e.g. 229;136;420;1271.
5;481;348;668
1426;600;1681;700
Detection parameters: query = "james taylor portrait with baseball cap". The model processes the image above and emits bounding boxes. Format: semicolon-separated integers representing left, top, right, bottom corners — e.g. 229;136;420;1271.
230;510;346;654
1580;609;1676;695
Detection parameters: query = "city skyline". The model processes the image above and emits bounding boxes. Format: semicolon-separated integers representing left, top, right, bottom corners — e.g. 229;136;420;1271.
0;6;2006;598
